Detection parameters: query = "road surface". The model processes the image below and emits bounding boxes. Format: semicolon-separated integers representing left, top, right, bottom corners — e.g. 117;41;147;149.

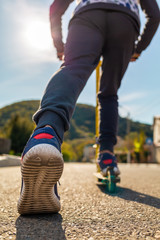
0;163;160;240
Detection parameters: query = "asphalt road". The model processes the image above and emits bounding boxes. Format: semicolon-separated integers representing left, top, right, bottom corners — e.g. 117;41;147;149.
0;163;160;240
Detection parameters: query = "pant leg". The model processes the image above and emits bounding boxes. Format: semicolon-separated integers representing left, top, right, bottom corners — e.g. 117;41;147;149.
98;12;138;152
33;16;104;142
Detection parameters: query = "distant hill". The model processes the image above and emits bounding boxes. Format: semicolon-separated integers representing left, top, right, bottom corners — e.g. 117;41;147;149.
0;100;152;139
0;100;39;129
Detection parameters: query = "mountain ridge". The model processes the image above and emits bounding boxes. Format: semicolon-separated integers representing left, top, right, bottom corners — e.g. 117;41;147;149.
0;100;152;139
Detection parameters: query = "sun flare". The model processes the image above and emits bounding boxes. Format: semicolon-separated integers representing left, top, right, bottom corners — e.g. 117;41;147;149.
23;19;52;52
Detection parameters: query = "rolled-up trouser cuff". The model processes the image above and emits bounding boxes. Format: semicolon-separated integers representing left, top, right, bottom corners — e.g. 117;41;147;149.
34;110;65;143
99;141;114;153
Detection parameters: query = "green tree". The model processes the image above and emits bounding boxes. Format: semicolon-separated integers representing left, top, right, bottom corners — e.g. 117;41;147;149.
71;138;95;162
61;141;77;161
4;114;34;155
125;131;147;163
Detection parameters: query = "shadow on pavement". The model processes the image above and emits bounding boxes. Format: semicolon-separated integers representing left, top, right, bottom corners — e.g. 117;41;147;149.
16;213;66;240
97;185;160;209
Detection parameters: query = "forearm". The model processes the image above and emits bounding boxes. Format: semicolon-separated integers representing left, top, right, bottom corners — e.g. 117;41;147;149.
135;0;160;54
50;0;74;54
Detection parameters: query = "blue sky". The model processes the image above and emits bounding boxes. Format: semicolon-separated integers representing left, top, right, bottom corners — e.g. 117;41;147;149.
0;0;160;124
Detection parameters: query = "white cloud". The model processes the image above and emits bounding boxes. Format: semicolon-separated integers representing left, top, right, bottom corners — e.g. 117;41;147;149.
119;91;147;103
119;103;138;118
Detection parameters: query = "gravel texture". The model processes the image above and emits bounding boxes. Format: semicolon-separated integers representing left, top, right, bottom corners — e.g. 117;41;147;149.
0;163;160;240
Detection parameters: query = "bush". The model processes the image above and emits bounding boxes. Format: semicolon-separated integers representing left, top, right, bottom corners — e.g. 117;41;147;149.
4;114;34;155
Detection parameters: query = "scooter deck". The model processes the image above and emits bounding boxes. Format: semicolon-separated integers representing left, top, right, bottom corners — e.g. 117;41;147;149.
94;172;120;193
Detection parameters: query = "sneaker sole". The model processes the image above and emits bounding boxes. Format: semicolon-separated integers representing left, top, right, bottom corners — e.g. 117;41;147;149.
17;144;64;215
102;166;120;177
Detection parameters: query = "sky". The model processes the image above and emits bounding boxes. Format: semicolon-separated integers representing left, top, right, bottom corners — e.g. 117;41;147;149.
0;0;160;125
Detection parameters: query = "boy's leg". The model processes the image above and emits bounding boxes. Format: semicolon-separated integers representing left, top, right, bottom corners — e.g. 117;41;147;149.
18;15;104;214
33;17;104;142
97;12;138;175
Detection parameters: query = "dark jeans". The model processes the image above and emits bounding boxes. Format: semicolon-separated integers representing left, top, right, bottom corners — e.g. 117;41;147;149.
33;10;138;152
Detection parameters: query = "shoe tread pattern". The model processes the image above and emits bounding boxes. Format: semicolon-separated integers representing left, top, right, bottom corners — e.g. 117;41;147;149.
18;144;64;215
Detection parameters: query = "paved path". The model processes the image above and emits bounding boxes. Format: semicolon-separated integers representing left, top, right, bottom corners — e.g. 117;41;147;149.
0;155;20;167
0;163;160;240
